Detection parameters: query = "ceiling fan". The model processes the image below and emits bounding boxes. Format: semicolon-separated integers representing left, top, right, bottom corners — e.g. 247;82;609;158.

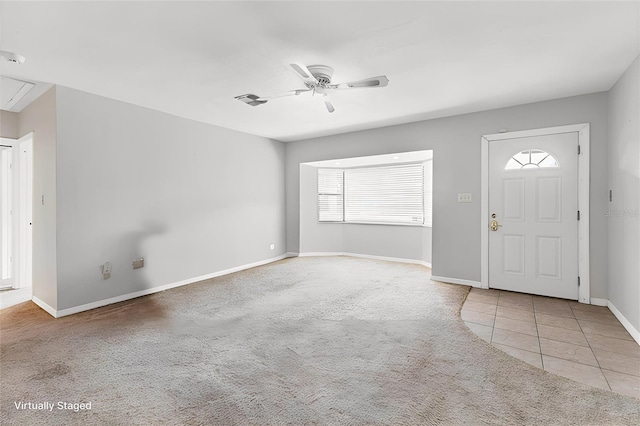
235;63;389;113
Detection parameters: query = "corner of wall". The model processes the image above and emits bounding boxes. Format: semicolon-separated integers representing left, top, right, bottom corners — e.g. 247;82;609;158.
606;55;640;335
0;110;20;139
18;84;58;312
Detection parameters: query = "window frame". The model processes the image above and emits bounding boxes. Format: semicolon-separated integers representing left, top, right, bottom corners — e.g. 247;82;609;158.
318;162;431;227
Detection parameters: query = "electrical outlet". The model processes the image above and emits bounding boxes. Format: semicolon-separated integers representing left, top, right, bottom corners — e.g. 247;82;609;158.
458;193;472;203
270;244;275;250
132;258;144;269
102;262;112;279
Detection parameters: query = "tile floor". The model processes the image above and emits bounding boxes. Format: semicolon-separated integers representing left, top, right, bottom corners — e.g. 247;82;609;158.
462;288;640;399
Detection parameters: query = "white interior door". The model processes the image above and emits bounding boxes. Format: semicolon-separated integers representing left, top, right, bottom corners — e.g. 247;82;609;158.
488;132;579;299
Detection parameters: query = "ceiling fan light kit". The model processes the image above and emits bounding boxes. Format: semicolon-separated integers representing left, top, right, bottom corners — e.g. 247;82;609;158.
234;63;389;113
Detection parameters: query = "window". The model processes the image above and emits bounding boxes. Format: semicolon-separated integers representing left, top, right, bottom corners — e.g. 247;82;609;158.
317;168;344;222
505;149;558;170
319;163;428;226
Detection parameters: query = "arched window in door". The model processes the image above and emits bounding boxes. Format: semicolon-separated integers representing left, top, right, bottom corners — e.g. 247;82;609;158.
505;149;559;170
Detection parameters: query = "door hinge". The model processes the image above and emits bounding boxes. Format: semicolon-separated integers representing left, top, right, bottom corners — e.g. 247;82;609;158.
578;276;581;287
578;145;581;155
577;210;581;220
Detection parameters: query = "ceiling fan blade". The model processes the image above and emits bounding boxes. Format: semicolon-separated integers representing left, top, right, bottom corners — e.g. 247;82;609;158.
264;89;310;100
290;63;318;84
329;75;389;90
292;88;312;96
235;89;311;107
234;93;267;107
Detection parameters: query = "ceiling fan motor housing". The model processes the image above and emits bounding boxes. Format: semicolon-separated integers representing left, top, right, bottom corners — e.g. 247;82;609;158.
307;65;334;85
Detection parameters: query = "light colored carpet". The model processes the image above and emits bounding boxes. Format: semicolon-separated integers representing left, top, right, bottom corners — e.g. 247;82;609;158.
1;257;639;425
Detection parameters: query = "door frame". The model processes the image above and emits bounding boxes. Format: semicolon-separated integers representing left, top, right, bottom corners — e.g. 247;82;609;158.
480;123;590;303
0;133;34;290
0;138;15;289
17;133;33;289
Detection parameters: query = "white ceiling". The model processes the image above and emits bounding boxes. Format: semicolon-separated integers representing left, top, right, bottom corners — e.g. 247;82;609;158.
0;1;638;142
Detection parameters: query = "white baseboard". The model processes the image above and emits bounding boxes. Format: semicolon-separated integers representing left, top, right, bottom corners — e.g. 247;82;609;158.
607;300;640;345
343;252;431;269
31;295;57;317
44;254;289;318
589;298;608;307
298;252;343;257
285;252;299;258
431;275;482;288
298;251;431;268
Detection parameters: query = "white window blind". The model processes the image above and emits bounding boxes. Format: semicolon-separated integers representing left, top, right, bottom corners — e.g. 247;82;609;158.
344;164;424;224
318;168;344;222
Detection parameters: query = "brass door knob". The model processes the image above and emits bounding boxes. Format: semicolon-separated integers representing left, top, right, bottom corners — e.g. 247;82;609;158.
490;220;502;231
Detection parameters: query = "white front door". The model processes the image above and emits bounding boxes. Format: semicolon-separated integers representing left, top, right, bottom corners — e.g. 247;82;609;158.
488;132;579;299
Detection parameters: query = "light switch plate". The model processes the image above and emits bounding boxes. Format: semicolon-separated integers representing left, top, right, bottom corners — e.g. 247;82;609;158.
458;193;472;203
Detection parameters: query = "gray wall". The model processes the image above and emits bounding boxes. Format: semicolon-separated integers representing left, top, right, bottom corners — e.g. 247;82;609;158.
0;110;19;138
299;162;432;265
286;93;610;298
18;86;58;309
54;86;286;310
607;56;639;332
343;224;428;263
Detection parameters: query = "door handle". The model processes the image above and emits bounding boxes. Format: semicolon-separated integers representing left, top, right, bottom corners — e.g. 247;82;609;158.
490;220;502;231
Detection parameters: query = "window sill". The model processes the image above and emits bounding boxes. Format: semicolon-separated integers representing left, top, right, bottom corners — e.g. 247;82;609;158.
318;221;431;228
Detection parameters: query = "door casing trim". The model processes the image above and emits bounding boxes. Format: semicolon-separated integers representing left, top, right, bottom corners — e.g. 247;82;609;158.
480;124;590;303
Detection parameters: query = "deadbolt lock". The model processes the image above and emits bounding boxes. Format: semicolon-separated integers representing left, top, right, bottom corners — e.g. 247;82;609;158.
491;213;496;219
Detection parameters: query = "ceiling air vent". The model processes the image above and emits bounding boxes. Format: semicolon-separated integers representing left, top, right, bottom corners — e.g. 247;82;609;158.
1;76;35;111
